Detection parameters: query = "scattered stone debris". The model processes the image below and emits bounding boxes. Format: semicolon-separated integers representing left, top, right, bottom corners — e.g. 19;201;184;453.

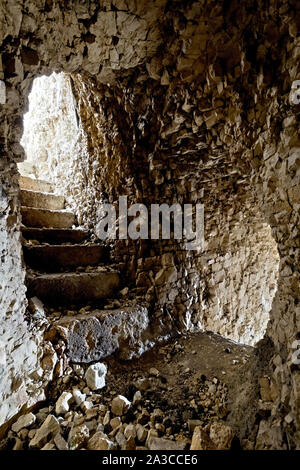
1;335;240;451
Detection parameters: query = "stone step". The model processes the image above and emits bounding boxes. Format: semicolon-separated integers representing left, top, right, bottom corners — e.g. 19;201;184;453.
22;228;90;244
23;244;108;271
20;189;65;210
26;272;120;304
21;207;75;229
19;176;53;193
48;305;149;362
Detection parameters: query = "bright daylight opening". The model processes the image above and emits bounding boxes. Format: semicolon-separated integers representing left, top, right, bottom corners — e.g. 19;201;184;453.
19;72;79;193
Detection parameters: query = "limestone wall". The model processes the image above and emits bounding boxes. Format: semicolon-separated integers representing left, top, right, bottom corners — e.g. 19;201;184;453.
0;160;50;430
65;73;279;346
0;0;299;448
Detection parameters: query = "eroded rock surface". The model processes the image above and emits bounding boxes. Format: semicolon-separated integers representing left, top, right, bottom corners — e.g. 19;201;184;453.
0;0;299;449
50;306;149;362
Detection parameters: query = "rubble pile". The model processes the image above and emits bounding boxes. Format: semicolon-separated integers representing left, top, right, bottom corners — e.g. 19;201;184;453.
1;358;233;451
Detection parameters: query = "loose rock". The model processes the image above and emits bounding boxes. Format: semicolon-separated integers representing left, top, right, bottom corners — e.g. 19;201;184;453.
85;363;107;390
111;395;131;416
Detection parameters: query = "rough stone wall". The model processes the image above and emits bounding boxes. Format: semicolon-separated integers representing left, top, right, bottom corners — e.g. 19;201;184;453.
0;0;299;448
68;73;279;346
68;74;139;226
193;187;279;346
248;63;300;448
0;163;53;430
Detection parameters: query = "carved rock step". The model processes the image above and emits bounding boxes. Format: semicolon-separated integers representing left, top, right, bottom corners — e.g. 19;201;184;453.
21;207;75;228
22;228;89;245
19;176;53;193
20;189;65;211
26;271;120;304
49;305;149;362
23;245;108;271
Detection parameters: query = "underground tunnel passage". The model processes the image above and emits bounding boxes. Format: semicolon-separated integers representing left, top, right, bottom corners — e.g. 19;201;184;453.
0;0;299;453
19;72;280;344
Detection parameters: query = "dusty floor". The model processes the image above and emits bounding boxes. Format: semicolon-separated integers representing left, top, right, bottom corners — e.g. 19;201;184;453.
46;330;260;448
105;330;253;416
1;329;268;450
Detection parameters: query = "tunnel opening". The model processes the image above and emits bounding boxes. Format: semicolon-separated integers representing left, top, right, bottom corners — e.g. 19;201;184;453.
18;73;280;347
195;183;280;347
18;72;80;193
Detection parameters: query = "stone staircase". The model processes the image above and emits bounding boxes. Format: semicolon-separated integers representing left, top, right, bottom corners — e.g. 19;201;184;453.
20;176;120;304
19;176;148;362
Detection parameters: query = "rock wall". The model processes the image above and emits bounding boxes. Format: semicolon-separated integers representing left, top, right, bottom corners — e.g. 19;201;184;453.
67;72;279;346
0;162;54;431
0;0;299;448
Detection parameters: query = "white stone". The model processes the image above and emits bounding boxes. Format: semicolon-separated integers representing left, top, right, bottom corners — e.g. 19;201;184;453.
133;390;142;405
85;363;107;390
111;395;131;416
55;391;73;415
81;400;93;412
72;389;86;406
